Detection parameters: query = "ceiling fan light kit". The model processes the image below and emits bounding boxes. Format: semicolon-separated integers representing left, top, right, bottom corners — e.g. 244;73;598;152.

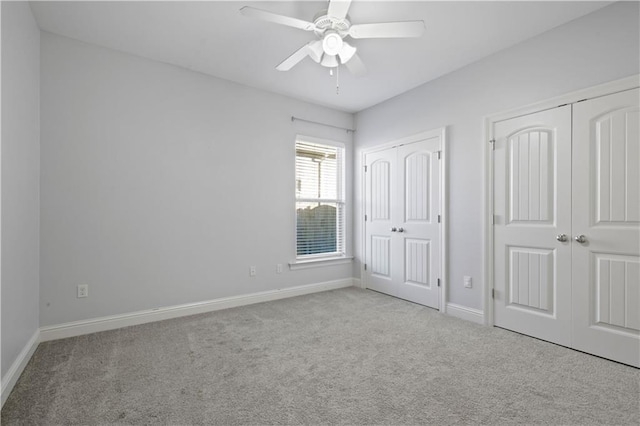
240;0;425;78
322;32;343;56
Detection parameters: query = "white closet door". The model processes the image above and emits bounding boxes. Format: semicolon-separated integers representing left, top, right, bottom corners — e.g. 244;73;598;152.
571;88;640;367
365;137;441;309
365;146;396;297
493;105;573;345
395;139;441;308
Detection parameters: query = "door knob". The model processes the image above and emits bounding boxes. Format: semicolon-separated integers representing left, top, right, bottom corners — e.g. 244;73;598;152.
574;235;587;244
397;227;404;233
556;234;568;242
390;227;397;232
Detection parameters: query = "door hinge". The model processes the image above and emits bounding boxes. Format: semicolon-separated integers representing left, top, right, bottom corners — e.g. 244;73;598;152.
489;139;495;150
491;289;495;299
364;165;367;172
437;151;441;160
364;263;367;271
437;278;441;287
437;214;441;223
491;215;495;225
365;214;368;221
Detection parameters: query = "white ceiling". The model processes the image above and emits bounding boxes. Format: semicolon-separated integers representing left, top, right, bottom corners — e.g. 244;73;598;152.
30;1;610;113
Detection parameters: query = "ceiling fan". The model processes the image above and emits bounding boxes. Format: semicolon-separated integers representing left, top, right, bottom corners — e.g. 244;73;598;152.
240;0;425;76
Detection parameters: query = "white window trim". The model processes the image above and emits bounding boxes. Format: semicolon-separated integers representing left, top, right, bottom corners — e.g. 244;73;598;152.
296;135;345;149
288;255;353;271
294;135;347;263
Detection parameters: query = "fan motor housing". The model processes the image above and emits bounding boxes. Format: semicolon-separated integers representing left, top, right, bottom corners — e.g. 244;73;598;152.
313;10;350;37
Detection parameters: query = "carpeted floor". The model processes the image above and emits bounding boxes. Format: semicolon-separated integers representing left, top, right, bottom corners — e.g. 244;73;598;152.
2;287;639;425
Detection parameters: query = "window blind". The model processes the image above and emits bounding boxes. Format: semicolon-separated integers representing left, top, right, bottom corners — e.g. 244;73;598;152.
295;140;345;258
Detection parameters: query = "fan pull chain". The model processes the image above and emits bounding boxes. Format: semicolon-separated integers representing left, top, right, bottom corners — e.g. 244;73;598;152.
328;67;340;95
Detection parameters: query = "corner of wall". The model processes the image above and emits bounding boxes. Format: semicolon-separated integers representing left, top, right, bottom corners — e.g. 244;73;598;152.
0;0;42;405
0;330;40;407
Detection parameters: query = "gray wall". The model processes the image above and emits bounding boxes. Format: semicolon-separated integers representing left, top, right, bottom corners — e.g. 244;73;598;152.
354;2;640;311
39;33;354;326
1;2;41;378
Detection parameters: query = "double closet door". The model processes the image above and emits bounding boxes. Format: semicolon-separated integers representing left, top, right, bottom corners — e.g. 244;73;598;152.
493;88;639;367
364;135;442;309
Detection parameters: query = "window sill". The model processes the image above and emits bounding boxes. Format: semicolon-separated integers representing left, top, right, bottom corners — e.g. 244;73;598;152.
289;256;354;271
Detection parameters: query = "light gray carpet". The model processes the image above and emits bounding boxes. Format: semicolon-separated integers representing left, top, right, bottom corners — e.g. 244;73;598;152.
2;287;639;425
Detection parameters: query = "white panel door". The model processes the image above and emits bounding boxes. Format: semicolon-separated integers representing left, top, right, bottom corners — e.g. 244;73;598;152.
365;137;441;309
493;105;573;345
395;140;441;308
365;147;395;297
571;88;640;367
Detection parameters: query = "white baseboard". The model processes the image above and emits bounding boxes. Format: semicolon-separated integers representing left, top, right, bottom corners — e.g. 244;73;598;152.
40;278;355;342
446;303;485;325
352;278;363;288
1;329;40;407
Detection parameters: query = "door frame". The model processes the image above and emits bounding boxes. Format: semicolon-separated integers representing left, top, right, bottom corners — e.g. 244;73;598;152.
483;74;640;326
361;127;448;312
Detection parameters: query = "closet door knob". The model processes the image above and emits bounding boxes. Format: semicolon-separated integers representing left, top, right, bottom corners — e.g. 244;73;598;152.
556;234;568;242
390;227;397;232
574;235;587;244
397;227;404;233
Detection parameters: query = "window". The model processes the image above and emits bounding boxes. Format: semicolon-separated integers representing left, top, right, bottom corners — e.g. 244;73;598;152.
295;138;345;259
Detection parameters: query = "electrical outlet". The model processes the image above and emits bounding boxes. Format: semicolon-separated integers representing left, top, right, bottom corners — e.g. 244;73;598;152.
77;284;89;298
249;266;256;277
276;264;283;274
464;276;472;289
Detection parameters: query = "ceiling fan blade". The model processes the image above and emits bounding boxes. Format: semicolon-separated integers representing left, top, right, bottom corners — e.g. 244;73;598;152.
348;21;425;39
276;43;315;71
344;53;366;77
240;6;316;31
327;0;352;20
338;41;357;64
